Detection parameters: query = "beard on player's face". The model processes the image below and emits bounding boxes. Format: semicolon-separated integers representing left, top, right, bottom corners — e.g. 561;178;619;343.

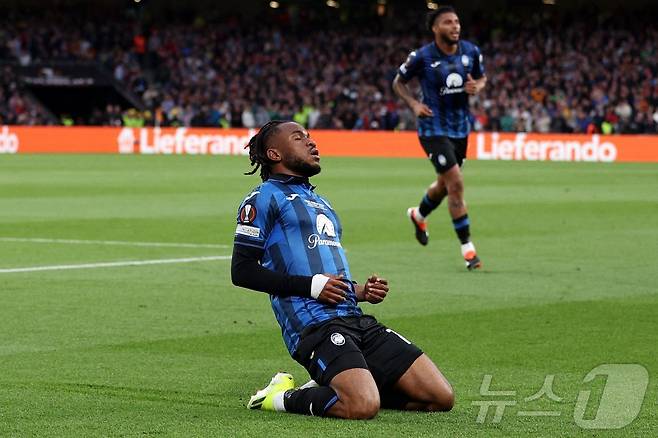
440;31;459;45
283;155;321;177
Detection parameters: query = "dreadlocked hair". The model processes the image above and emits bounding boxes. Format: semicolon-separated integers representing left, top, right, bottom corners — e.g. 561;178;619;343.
244;120;287;181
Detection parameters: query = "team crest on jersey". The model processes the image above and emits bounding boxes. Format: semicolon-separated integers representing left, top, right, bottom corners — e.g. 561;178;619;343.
330;333;345;346
461;54;470;67
239;204;257;223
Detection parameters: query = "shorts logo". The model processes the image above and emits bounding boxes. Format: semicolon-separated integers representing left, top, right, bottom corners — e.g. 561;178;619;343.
330;333;345;346
239;204;257;223
438;154;447;166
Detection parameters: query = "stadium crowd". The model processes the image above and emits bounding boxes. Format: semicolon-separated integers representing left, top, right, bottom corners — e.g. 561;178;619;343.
1;10;657;133
0;65;53;125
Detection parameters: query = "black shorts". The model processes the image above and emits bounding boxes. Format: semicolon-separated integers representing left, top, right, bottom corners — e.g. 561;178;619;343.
292;315;423;390
420;136;468;174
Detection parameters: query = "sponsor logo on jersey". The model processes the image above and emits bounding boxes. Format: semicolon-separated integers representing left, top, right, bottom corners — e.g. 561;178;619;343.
235;224;260;238
316;214;336;237
440;73;465;95
307;234;342;250
307;214;341;249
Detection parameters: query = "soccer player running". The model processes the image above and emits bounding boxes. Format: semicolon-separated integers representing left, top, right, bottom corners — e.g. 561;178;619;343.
231;121;454;419
393;5;486;270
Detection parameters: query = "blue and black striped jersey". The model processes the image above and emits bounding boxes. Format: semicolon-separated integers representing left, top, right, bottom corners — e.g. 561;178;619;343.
233;174;362;355
398;40;485;139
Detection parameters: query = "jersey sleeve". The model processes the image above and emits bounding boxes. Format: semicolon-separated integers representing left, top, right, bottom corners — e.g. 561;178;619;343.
471;45;485;79
397;49;423;82
233;189;277;250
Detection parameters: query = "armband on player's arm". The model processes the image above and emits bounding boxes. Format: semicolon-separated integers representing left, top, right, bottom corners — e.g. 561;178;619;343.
231;244;313;297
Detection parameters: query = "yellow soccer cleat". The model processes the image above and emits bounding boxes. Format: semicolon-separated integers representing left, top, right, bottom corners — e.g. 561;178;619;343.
247;372;295;411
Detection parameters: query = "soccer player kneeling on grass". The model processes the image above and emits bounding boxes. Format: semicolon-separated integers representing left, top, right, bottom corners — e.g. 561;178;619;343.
231;121;454;419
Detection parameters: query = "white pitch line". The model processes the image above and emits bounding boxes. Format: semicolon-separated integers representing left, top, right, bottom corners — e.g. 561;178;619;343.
0;255;231;274
0;237;229;249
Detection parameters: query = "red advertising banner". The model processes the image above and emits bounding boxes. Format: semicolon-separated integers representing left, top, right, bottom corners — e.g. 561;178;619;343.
1;126;657;163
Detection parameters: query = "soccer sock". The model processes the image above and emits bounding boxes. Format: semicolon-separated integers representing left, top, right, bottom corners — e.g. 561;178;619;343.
283;386;339;417
461;241;476;258
452;214;471;244
380;390;411;410
418;193;441;218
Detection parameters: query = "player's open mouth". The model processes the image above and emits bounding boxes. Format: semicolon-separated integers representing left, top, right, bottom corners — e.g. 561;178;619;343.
310;149;320;159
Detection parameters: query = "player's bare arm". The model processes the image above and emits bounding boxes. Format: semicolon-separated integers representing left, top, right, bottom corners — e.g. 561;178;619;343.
392;74;433;117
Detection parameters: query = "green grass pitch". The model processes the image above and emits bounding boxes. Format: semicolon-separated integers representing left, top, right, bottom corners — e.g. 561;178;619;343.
1;154;656;437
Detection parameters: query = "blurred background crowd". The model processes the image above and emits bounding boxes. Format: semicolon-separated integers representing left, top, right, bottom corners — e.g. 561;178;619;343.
1;1;657;133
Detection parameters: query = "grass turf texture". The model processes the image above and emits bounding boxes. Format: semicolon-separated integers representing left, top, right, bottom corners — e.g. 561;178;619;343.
0;154;656;437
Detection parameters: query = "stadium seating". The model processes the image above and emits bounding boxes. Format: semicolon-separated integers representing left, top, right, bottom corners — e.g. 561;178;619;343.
1;11;656;133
